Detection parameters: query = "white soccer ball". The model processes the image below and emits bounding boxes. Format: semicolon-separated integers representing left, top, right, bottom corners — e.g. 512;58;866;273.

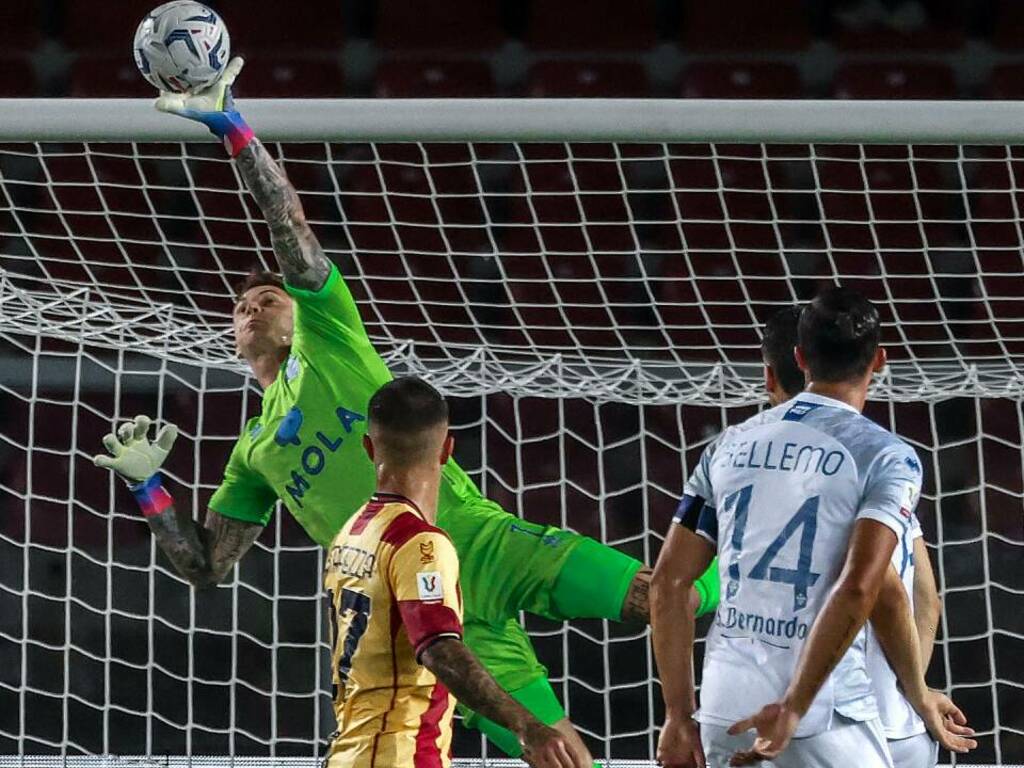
133;1;230;94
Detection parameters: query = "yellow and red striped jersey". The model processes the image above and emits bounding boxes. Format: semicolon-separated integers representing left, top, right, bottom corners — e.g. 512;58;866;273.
323;492;464;768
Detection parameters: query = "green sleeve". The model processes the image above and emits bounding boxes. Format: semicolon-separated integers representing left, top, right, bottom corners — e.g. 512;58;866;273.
284;264;370;348
694;557;720;618
208;432;278;526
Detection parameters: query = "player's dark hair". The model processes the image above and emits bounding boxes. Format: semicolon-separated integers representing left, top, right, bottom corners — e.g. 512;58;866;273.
761;305;804;398
798;286;881;383
368;377;449;463
235;270;285;301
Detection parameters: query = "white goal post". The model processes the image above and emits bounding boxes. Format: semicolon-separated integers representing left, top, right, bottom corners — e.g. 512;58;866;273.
0;98;1022;767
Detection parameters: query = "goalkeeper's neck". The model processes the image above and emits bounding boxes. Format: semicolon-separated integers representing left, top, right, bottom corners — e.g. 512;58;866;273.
248;347;290;390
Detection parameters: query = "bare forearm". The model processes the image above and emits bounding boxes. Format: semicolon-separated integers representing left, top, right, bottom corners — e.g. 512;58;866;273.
871;571;928;707
421;638;533;736
234;138;331;291
785;588;873;714
145;505;261;589
913;539;941;669
651;575;698;718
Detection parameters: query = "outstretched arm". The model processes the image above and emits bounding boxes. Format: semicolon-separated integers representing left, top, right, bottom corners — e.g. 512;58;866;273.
94;415;264;589
153;57;331;291
234;139;331;291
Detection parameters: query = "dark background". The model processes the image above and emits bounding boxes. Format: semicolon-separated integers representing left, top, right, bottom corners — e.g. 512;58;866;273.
5;0;1024;100
1;0;1024;765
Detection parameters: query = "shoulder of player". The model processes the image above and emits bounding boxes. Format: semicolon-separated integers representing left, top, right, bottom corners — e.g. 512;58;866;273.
380;509;452;551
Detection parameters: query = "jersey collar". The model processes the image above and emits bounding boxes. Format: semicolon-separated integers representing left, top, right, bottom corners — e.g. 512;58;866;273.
371;492;426;520
793;391;860;415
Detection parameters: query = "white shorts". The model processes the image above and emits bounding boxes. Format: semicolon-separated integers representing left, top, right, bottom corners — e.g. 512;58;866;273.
701;715;894;768
888;732;939;768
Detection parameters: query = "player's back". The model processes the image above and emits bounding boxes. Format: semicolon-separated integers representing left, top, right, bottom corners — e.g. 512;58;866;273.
695;392;921;738
323;493;464;768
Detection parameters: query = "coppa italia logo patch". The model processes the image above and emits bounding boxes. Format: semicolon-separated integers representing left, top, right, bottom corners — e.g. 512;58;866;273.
417;571;443;601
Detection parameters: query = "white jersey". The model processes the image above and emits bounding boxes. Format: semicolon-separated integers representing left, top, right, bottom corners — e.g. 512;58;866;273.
865;515;927;740
679;392;923;738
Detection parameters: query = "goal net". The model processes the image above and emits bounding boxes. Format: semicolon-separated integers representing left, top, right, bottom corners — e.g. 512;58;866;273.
0;99;1021;766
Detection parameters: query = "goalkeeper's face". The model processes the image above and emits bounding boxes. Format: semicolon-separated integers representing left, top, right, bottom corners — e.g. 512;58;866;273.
233;285;294;360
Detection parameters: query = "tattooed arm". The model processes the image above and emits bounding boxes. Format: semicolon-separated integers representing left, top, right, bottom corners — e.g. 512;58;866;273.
146;506;264;590
234;139;331;291
420;638;582;768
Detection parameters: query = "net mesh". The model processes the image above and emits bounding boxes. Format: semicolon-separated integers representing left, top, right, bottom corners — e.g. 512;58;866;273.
0;138;1022;765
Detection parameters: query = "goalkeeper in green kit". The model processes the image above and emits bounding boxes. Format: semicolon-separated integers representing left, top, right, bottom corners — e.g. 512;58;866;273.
93;59;720;762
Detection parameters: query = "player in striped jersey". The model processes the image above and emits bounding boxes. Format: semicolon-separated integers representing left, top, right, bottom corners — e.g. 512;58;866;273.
323;376;582;768
652;292;976;767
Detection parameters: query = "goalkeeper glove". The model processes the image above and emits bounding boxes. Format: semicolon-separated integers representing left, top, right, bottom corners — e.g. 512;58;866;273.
93;415;179;517
154;56;254;157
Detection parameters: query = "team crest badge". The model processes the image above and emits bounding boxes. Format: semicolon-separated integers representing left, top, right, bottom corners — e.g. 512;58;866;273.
419;541;435;564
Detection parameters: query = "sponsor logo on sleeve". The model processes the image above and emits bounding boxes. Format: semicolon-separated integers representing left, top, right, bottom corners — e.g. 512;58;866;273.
417;571;443;601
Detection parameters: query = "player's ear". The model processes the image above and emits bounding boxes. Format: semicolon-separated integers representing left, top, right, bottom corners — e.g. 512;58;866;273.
362;434;375;461
794;345;809;372
764;363;777;396
872;346;887;373
440;433;454;465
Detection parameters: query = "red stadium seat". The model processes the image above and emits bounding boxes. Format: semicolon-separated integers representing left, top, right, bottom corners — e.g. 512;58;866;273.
0;57;37;97
526;0;657;51
681;61;802;98
991;1;1024;50
374;59;494;97
681;0;810;51
69;55;154;97
232;57;344;97
0;1;41;51
528;60;649;97
831;1;965;50
987;65;1024;99
64;0;157;51
214;1;345;52
376;0;503;51
833;62;956;100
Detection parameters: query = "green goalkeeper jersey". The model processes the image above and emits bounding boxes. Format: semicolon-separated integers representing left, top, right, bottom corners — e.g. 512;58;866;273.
208;264;487;549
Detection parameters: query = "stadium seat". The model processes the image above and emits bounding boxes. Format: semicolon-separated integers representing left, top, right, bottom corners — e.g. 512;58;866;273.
527;60;649;98
232;57;344;97
64;0;159;51
69;55;154;97
681;61;802;99
833;61;956;99
681;0;810;51
0;57;37;97
0;1;41;51
991;0;1024;50
374;59;494;97
831;0;965;50
212;0;345;51
376;0;503;51
526;0;657;51
987;64;1024;99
